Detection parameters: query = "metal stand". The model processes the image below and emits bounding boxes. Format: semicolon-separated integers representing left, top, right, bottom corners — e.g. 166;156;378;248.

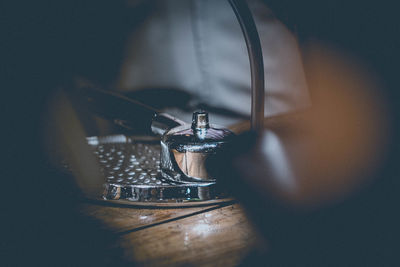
88;135;232;207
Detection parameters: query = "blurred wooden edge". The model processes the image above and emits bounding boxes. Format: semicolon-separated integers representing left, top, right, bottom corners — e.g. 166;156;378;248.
228;108;311;134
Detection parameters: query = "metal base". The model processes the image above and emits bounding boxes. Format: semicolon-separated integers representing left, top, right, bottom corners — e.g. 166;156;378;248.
87;135;231;207
90;197;234;208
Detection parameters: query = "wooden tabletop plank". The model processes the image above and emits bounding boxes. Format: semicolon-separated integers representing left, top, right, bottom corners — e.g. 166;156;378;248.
118;204;259;266
79;203;222;233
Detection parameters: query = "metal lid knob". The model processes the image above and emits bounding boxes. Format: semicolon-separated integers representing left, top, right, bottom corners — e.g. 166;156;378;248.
192;111;210;130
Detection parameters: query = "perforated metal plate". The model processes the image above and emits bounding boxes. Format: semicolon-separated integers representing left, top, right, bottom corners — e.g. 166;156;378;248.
87;135;231;207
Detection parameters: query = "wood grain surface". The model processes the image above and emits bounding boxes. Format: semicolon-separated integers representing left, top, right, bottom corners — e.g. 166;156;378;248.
81;203;259;266
79;203;221;233
118;204;258;266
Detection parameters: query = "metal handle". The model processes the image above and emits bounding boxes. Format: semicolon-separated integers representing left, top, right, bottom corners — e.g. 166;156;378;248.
228;0;265;131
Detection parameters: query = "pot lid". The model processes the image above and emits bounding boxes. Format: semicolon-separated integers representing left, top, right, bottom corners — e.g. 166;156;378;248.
163;111;235;152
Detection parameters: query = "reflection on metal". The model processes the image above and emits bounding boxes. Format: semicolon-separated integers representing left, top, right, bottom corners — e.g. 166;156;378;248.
159;111;235;182
172;150;208;179
86;135;230;206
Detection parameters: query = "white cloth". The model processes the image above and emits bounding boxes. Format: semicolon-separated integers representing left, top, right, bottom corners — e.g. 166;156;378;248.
117;0;310;125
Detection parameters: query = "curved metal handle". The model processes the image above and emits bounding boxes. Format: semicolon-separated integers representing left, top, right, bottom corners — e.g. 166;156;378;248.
228;0;265;131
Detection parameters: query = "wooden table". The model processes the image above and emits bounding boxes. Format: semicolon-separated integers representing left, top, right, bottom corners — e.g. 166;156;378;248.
80;201;261;266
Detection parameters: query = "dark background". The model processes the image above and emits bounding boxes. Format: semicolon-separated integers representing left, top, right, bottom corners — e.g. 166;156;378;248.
2;0;399;265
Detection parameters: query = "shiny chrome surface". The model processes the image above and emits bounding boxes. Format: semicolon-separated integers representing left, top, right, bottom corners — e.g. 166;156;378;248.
159;111;235;182
85;135;229;204
192;111;210;130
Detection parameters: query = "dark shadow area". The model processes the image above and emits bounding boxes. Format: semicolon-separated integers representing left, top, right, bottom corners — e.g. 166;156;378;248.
2;0;399;266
